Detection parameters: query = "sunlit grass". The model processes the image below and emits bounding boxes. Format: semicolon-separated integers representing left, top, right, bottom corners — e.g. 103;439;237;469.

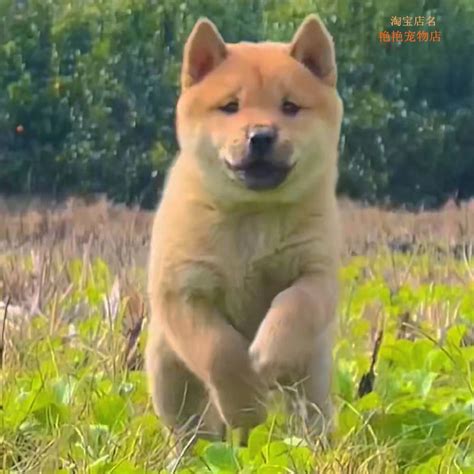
1;197;473;472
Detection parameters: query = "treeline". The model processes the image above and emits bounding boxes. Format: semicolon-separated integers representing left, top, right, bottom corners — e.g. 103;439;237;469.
0;0;473;208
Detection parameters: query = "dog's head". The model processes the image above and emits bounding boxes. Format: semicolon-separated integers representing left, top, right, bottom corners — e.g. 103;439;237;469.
176;15;343;204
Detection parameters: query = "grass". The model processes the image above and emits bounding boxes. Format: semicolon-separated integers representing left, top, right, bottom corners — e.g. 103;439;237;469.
1;195;473;473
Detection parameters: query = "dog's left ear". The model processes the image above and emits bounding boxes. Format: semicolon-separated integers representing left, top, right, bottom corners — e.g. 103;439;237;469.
289;14;337;87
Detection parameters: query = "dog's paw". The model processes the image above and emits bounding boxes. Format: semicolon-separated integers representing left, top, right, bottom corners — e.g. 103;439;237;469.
249;332;310;385
248;342;274;383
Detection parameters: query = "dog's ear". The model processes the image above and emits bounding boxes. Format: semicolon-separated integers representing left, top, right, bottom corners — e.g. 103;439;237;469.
289;14;337;87
181;18;227;90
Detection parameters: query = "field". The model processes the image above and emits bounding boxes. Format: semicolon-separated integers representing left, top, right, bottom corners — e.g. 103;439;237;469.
1;196;473;473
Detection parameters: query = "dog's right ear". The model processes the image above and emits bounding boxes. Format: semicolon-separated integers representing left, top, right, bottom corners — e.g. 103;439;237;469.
181;18;227;90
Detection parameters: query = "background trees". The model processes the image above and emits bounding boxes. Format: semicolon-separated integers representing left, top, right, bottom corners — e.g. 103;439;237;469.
0;0;473;209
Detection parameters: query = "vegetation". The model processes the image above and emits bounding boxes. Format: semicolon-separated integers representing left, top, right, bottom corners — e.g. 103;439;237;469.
1;197;473;472
0;0;473;208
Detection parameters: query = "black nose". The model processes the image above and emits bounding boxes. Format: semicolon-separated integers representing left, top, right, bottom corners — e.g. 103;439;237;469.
248;126;277;157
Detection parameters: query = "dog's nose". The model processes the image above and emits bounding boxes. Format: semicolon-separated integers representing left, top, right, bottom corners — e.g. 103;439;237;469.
248;126;277;156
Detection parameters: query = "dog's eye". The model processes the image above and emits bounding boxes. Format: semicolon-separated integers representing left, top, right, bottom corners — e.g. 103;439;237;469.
219;101;239;114
281;100;301;116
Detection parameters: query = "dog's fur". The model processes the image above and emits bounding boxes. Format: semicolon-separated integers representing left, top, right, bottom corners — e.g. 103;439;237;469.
145;14;343;445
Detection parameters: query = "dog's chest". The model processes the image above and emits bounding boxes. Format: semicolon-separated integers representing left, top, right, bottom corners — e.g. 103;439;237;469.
216;212;303;336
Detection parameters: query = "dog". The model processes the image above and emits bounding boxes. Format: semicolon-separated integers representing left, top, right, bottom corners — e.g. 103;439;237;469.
145;13;343;448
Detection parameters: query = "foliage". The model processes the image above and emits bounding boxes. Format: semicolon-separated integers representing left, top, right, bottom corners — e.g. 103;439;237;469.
0;0;473;207
1;203;473;472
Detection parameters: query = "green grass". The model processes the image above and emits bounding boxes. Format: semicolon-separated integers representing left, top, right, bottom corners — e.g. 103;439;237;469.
1;209;474;473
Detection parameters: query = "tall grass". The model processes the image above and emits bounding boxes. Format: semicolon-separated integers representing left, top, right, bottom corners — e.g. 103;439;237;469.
1;196;473;472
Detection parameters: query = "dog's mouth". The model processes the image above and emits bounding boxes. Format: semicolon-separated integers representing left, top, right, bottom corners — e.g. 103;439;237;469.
225;158;295;191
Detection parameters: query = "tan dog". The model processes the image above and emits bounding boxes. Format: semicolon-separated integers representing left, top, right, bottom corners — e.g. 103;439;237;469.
145;14;343;447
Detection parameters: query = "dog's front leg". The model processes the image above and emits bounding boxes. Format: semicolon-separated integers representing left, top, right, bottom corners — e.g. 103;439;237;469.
154;296;268;434
249;273;338;385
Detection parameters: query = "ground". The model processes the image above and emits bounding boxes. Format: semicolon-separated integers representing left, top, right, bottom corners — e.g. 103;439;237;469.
1;196;473;473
